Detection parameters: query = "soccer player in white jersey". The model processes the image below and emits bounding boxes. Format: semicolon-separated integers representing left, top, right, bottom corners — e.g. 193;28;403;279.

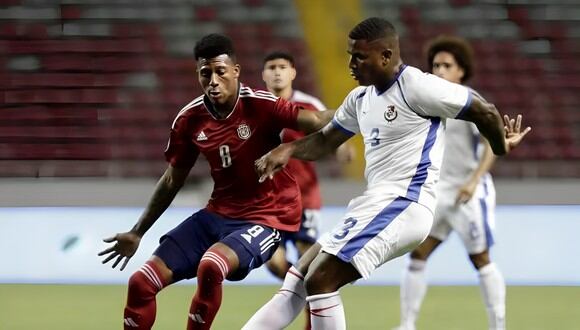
397;36;506;330
243;17;530;330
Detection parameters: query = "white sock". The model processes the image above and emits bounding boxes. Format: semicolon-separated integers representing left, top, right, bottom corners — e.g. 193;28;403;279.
399;259;427;329
242;266;307;330
307;291;346;330
478;263;506;330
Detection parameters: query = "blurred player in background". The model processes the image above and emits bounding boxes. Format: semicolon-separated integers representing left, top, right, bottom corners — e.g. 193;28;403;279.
396;35;506;330
244;17;529;330
262;50;354;329
261;51;327;280
98;33;335;330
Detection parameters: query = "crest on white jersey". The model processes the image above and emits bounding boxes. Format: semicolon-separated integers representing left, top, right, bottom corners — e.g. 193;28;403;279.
196;131;208;141
384;105;397;122
237;123;251;140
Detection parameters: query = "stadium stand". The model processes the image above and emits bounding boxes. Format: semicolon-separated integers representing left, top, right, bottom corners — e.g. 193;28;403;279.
0;0;317;177
363;0;580;177
1;0;579;177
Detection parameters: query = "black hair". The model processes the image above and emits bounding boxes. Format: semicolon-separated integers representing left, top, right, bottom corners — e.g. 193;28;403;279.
349;17;397;41
263;51;295;67
426;35;474;82
194;33;236;61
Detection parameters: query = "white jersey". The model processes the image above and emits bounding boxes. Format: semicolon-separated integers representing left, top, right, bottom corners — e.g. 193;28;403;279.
438;120;483;190
438;89;490;191
331;65;472;213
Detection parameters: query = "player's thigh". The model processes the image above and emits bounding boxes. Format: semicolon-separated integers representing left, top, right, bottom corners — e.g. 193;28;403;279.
304;252;361;294
318;196;433;279
451;197;493;254
410;236;443;261
153;210;217;282
429;200;453;243
220;223;281;281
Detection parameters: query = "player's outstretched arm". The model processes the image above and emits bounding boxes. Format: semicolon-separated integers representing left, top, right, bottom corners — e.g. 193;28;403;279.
255;124;350;182
98;165;191;270
461;96;531;155
296;108;336;134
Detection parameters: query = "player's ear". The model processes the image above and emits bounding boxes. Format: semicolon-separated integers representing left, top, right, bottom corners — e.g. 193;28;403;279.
290;67;297;81
233;64;241;79
381;49;392;65
458;67;465;82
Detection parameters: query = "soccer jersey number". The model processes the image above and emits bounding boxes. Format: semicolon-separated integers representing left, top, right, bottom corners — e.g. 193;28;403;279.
333;217;358;240
219;145;232;168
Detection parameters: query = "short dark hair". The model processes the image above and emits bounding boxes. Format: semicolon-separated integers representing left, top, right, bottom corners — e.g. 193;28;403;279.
194;33;236;61
263;51;295;67
426;35;474;83
349;17;397;41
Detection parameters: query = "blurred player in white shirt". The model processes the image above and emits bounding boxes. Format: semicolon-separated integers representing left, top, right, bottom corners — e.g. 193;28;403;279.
397;36;506;330
244;18;530;330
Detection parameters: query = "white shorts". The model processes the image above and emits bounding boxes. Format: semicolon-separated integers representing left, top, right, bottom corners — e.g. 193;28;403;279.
430;175;496;254
318;194;433;279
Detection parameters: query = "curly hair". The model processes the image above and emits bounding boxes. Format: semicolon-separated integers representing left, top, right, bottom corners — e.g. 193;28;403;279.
426;35;474;83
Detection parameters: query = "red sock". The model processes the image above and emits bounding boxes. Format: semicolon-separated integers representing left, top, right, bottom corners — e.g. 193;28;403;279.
124;261;166;329
187;249;230;330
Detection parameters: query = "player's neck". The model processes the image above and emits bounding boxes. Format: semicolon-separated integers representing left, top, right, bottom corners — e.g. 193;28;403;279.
275;87;293;101
375;61;404;93
213;99;236;118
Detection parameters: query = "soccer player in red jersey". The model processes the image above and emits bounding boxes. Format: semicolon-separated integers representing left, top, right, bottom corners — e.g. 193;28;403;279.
98;34;334;330
261;51;353;279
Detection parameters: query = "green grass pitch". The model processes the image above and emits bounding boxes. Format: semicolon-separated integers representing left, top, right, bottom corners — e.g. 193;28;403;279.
1;285;578;329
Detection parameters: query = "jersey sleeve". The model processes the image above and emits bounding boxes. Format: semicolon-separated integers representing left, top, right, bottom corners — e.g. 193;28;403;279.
272;97;300;130
404;71;472;119
331;86;365;136
164;116;199;168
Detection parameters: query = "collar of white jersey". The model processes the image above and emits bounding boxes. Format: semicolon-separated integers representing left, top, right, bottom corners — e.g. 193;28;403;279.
375;64;407;96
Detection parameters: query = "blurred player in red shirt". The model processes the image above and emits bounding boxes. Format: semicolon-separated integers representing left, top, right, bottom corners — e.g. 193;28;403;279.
261;51;353;329
98;34;334;330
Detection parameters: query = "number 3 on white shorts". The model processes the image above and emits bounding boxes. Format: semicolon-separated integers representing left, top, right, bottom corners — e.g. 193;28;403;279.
333;217;358;240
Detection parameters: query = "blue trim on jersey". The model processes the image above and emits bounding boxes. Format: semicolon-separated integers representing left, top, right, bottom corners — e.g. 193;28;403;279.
331;118;356;137
405;118;441;202
356;90;367;100
376;64;407;95
455;91;473;119
336;196;412;262
472;131;480;160
480;177;494;248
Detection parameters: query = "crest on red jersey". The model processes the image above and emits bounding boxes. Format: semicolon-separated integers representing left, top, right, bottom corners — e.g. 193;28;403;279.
384;105;397;122
237;123;251;140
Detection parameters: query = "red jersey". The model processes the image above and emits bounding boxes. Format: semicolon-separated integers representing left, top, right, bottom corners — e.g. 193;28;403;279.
281;90;325;210
165;84;302;232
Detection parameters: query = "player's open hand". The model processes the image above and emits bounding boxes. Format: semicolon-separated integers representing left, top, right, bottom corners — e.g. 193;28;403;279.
98;231;141;271
255;144;293;182
503;114;531;153
455;179;477;206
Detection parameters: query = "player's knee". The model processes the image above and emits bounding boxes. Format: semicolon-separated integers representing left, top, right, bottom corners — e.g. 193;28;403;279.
410;249;429;261
469;251;490;270
197;253;229;283
304;269;335;295
128;269;162;299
